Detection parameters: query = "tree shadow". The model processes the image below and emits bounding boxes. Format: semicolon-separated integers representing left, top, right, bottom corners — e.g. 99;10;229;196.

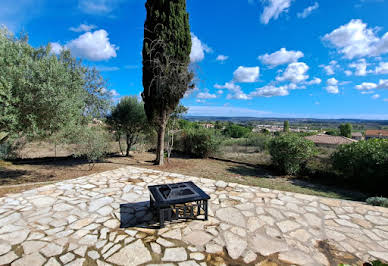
120;201;159;229
226;165;270;177
8;155;90;167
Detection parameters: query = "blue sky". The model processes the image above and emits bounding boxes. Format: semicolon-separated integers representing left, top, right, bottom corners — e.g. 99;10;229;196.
1;0;388;119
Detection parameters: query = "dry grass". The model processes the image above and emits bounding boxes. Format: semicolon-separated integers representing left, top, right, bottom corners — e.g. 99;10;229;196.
0;142;366;201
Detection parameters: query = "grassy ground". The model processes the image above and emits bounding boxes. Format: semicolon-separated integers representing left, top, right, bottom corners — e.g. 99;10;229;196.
0;142;367;201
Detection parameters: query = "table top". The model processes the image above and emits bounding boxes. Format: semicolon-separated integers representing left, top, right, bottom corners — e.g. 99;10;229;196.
148;181;210;207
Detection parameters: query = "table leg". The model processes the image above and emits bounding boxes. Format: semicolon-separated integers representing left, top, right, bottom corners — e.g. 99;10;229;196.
159;208;165;228
204;200;208;220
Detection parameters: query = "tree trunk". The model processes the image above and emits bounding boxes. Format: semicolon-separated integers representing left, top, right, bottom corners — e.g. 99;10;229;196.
156;121;167;166
126;134;130;157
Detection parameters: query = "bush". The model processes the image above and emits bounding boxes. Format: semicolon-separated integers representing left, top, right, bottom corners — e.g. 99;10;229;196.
223;124;251;138
366;197;388;208
331;139;388;194
269;134;317;175
73;126;112;169
181;129;221;158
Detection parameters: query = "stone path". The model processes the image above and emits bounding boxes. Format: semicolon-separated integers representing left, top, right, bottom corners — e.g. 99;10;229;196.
0;166;387;266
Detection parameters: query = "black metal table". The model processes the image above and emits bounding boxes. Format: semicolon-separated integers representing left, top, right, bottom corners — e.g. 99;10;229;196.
148;181;211;228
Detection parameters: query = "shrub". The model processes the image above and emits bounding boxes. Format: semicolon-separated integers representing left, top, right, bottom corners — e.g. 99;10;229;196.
73;126;112;169
366;197;388;208
331;139;388;194
223;124;251;138
181;129;221;158
269;134;317;175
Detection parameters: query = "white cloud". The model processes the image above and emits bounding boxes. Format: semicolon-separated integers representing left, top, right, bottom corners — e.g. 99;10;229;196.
276;62;309;83
372;94;380;99
62;30;118;61
50;42;63;55
375;62;388;74
344;70;353;76
356;79;388;91
356;82;378;90
349;59;370;76
78;0;123;15
297;2;319;19
217;90;223;94
360;91;375;94
69;23;97;33
325;78;339;94
216;55;229;62
233;66;260;83
260;0;292;24
190;33;212;63
110;89;119;97
184;87;199;98
320;60;339;75
305;77;322;85
214;82;251;100
323;19;388;59
197;92;217;99
250;85;289;97
259;48;304;68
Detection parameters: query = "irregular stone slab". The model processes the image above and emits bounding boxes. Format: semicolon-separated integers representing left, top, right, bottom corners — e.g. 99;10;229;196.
215;181;227;188
89;197;114;212
162;229;182;240
250;233;288;256
156;237;175;247
206;243;223;254
276;220;301;233
369;251;388;262
45;258;61;266
60;253;75;264
88;250;100;260
190;252;205;260
366;215;388;226
0;230;29;245
0;251;18;265
216;207;246;227
183;231;213;247
21;241;47;254
107;239;152;265
40;243;63;257
278;250;315;265
11;253;46;266
224;231;247;260
30;196;56;207
162;247;187;262
66;258;85;266
0;243;11;256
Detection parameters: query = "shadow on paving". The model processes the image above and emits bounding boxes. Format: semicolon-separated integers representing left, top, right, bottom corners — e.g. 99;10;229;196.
120;201;159;229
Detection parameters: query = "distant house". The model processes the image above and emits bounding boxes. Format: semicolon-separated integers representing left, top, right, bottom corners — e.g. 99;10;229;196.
365;130;388;140
201;123;214;129
305;134;357;147
351;132;363;140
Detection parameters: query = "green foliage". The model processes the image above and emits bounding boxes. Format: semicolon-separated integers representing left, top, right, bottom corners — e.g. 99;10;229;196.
269;134;317;175
0;27;110;143
72;126;112;169
181;129;221;158
223;124;251;138
339;123;352;138
142;0;193;165
283;120;289;132
222;133;271;152
331;139;388;194
325;129;339;136
366;197;388;208
106;96;148;156
261;128;270;135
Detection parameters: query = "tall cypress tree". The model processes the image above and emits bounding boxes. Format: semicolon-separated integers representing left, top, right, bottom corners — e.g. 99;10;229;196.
142;0;193;165
283;120;290;133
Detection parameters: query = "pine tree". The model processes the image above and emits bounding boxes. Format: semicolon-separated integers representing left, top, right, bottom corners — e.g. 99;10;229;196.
283;120;290;133
142;0;193;165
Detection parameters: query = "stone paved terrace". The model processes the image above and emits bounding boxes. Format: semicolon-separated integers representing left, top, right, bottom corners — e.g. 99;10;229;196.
0;166;387;266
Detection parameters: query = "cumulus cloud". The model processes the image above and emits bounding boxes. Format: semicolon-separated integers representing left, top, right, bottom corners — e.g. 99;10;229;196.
250;85;289;97
372;94;380;99
320;60;339;75
216;55;229;62
375;62;388;74
190;33;212;63
214;82;251;100
305;77;322;85
69;23;97;32
325;78;339;94
276;62;309;83
349;59;370;76
356;79;388;90
344;70;353;76
197;92;217;99
52;30;118;61
259;48;304;68
49;42;63;55
323;19;388;59
233;66;260;83
260;0;292;24
297;2;319;19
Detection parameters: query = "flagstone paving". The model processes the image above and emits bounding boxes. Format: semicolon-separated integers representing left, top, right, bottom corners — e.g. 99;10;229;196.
0;166;387;265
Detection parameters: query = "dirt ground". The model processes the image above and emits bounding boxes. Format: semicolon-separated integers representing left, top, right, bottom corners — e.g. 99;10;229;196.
0;145;366;201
